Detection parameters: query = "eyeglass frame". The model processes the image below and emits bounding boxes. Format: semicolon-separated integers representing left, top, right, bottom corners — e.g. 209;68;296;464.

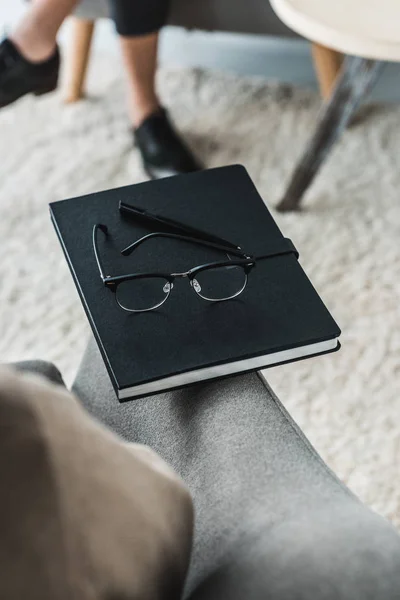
92;224;257;312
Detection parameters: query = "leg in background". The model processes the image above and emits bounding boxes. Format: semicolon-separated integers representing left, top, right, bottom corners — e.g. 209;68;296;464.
10;0;80;62
1;0;78;107
312;42;343;100
118;32;160;127
73;338;400;599
108;0;202;177
276;57;383;212
64;18;95;103
110;0;170;126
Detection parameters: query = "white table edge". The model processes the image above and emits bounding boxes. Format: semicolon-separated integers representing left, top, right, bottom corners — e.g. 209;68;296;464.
270;0;400;62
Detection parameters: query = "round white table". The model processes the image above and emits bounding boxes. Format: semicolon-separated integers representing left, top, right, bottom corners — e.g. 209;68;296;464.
270;0;400;211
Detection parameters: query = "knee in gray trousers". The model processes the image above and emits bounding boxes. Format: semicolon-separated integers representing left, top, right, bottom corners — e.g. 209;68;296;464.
13;340;400;599
11;359;65;387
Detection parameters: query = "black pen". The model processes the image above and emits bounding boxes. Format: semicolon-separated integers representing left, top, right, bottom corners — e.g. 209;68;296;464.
119;200;242;251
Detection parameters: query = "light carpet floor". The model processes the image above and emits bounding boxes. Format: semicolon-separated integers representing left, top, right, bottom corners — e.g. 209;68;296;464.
1;54;400;526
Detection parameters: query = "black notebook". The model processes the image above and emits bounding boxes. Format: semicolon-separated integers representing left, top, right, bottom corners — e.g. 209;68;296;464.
50;165;340;401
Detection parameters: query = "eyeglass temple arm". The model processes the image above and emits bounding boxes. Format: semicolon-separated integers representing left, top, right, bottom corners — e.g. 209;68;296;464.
92;224;109;280
120;232;252;259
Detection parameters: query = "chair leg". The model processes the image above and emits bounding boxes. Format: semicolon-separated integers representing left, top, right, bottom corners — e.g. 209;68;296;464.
312;43;343;100
63;17;95;104
276;56;383;212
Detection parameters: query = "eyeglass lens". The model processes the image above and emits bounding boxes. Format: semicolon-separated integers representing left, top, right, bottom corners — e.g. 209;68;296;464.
191;264;247;301
115;265;247;312
116;277;172;312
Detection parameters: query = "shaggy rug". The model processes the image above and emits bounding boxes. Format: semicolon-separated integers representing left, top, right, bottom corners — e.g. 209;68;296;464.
1;54;400;526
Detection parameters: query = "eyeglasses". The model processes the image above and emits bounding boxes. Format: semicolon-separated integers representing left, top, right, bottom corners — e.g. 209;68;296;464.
92;204;256;312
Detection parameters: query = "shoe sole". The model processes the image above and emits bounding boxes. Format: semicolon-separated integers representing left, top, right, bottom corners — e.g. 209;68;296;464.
34;82;58;96
0;79;58;109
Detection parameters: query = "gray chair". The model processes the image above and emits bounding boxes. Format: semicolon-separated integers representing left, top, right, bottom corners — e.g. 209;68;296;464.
65;0;298;102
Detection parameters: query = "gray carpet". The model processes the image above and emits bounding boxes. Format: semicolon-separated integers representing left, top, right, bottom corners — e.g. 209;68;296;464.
1;54;400;526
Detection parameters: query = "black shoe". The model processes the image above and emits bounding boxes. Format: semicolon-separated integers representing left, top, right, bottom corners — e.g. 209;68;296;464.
134;108;203;179
0;38;60;109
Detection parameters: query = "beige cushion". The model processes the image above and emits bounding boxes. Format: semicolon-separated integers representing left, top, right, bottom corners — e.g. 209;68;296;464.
271;0;400;61
0;367;194;600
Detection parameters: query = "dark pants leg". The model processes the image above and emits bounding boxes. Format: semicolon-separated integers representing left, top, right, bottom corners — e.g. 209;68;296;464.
69;339;400;600
109;0;171;36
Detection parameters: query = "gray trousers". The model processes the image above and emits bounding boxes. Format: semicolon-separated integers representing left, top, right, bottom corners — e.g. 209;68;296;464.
19;339;400;599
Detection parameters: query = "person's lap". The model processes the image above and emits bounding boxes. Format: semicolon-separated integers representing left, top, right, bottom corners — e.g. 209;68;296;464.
15;339;400;598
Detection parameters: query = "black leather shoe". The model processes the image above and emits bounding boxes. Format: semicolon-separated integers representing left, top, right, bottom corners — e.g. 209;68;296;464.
134;108;203;179
0;38;60;109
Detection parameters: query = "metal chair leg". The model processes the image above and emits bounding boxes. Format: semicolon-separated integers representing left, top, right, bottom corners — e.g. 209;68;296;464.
276;56;383;212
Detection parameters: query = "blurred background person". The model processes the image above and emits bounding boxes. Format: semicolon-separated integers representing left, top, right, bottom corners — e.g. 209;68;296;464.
0;0;202;179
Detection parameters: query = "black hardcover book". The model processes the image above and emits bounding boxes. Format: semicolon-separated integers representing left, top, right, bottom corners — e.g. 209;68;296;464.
50;165;340;401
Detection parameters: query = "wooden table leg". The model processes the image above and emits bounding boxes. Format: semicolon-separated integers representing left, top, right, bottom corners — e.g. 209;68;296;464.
312;43;343;100
64;17;95;104
276;57;383;212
